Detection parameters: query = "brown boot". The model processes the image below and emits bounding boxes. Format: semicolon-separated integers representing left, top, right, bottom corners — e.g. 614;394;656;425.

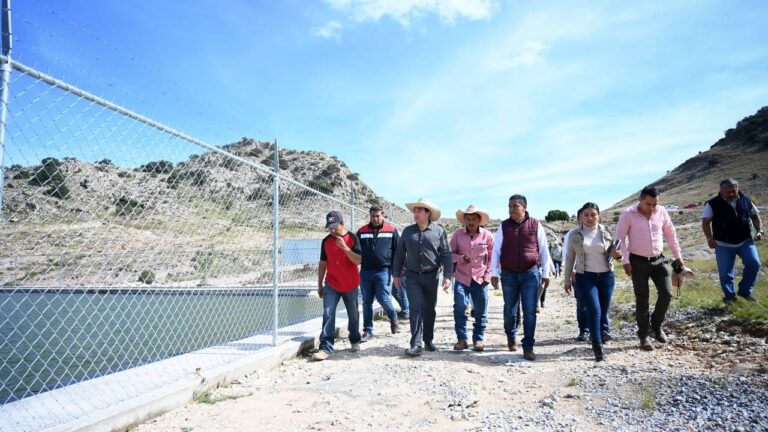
507;337;518;351
523;348;536;361
473;341;485;352
453;340;468;350
639;336;654;351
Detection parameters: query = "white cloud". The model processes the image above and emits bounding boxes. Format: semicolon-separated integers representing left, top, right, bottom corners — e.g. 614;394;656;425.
490;41;548;70
312;20;343;40
325;0;498;26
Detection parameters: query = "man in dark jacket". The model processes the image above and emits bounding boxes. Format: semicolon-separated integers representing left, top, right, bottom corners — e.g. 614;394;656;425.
393;198;453;357
357;205;401;340
702;179;763;303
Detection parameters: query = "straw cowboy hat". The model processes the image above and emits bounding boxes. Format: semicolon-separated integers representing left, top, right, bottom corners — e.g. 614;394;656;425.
405;198;441;222
455;204;490;226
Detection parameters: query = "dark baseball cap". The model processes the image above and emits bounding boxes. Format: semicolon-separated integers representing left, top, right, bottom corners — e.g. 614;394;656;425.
325;211;343;229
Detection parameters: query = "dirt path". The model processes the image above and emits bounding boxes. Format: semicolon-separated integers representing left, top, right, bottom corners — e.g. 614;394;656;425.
134;278;768;431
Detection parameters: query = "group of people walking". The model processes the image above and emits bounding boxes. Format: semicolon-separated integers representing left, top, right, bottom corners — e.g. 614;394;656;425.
313;179;762;363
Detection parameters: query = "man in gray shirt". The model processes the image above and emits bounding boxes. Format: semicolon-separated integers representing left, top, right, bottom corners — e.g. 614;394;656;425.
393;198;453;357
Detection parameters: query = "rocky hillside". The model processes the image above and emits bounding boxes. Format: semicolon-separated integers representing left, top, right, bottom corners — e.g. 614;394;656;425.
611;106;768;210
0;139;408;287
2;138;407;224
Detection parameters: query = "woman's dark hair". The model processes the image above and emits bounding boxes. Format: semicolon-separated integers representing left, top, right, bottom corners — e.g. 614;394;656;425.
579;202;600;215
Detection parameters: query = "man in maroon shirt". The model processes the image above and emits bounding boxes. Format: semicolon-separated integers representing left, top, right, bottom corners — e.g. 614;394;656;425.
312;211;363;361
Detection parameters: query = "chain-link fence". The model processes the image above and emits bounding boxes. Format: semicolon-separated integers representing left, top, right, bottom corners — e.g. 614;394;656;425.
0;6;411;431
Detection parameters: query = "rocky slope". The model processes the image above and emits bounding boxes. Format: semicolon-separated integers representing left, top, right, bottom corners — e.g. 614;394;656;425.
0;138;408;287
611;106;768;210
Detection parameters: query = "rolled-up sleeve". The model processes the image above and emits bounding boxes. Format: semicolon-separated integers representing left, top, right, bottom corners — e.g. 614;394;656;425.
661;209;682;260
614;211;630;265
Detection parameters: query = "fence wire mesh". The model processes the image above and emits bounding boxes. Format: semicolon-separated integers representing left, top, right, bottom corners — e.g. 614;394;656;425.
0;55;410;431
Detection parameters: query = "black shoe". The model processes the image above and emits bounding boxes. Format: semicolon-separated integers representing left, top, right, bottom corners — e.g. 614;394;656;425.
405;346;422;357
652;327;668;344
576;331;588;342
360;331;372;343
424;341;437;352
592;342;605;362
601;332;613;342
738;293;757;302
390;319;400;334
398;312;410;319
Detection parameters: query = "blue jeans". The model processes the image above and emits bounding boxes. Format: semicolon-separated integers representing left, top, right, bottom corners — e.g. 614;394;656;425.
575;271;615;345
360;268;398;333
319;284;361;353
501;269;540;349
453;280;489;342
715;240;761;300
393;274;410;316
573;279;589;333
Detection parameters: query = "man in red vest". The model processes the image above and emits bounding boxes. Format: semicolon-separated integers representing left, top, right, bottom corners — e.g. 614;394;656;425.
312;211;363;361
491;195;551;361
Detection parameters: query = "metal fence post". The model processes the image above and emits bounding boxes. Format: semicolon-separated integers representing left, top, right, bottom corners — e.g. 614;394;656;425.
272;139;279;346
0;0;13;221
350;183;355;229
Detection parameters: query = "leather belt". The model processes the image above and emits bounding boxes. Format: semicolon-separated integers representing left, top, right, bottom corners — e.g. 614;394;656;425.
630;253;665;262
407;268;439;274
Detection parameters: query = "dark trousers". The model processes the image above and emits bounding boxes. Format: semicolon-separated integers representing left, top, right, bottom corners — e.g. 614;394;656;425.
404;270;440;348
630;254;673;338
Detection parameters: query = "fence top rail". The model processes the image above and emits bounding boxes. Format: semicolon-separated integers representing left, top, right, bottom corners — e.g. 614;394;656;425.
0;55;368;213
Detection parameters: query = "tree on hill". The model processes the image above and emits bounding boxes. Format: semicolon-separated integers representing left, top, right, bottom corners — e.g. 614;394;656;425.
545;209;570;222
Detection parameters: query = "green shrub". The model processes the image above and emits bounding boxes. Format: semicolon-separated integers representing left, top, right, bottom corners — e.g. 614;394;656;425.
138;269;155;284
545;209;570;222
140;160;174;174
13;170;32;180
308;179;334;194
347;173;360;181
264;152;289;170
29;158;65;187
115;196;144;216
96;159;113;166
189;169;208;187
45;183;70;199
166;169;207;188
321;164;341;176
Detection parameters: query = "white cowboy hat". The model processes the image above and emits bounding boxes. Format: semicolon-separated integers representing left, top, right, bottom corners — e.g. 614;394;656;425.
455;204;490;226
405;198;441;222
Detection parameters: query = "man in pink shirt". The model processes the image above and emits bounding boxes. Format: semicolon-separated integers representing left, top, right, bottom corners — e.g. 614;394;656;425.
450;205;494;352
614;186;685;351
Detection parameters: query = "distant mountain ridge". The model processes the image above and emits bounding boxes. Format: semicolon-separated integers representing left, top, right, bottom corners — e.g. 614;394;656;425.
611;106;768;210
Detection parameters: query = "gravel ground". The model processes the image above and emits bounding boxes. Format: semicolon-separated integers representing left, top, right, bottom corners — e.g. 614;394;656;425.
134;278;768;432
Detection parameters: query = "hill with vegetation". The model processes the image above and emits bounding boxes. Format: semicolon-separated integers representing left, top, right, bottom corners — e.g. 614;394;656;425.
610;106;768;211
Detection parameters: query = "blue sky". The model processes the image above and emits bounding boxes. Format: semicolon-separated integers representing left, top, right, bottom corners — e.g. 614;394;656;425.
10;0;768;219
